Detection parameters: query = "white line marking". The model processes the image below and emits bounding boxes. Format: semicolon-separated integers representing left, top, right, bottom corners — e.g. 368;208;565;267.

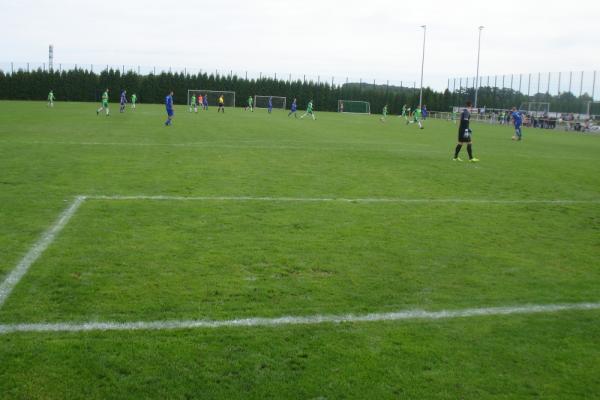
0;196;86;309
1;302;598;334
85;195;600;205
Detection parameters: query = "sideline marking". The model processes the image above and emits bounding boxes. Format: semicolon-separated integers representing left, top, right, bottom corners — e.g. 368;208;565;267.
1;302;599;334
86;195;600;205
0;196;86;309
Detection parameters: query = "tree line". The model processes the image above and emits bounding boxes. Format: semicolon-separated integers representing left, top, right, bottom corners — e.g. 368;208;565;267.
0;68;594;114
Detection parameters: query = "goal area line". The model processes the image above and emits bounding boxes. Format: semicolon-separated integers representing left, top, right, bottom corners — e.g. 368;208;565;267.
1;194;599;335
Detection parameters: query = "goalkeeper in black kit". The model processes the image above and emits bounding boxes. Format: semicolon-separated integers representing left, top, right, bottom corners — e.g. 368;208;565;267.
453;101;479;162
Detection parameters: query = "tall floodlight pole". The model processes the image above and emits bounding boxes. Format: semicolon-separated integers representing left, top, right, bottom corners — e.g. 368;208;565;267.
418;25;427;109
474;26;484;109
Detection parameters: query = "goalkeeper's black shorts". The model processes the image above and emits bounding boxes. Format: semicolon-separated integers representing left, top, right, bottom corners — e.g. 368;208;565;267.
458;129;472;142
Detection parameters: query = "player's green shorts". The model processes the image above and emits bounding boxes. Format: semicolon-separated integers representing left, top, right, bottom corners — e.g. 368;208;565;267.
102;101;108;108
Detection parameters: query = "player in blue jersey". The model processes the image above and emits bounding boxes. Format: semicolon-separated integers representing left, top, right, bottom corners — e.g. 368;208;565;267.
203;94;208;110
288;98;298;118
511;107;523;141
119;90;127;113
164;91;174;126
268;96;273;114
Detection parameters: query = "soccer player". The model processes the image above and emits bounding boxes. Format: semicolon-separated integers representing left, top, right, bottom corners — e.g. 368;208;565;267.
453;101;479;162
451;109;458;124
198;94;203;110
96;88;110;116
47;90;55;107
511;107;523;141
119;89;127;113
164;91;174;126
203;94;208;110
407;106;423;129
131;93;137;110
288;98;298;118
401;105;411;121
422;105;428;120
380;104;388;122
300;100;315;120
246;96;253;111
268;96;273;114
189;94;197;113
217;94;225;113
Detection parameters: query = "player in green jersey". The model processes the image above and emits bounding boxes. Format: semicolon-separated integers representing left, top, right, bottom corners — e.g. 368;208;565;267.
407;107;423;129
131;93;137;110
300;100;316;120
401;104;411;122
246;96;254;112
96;89;110;116
380;104;388;122
189;94;197;113
47;90;55;107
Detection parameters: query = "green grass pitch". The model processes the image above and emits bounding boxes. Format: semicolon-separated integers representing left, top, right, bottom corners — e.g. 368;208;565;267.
0;100;599;399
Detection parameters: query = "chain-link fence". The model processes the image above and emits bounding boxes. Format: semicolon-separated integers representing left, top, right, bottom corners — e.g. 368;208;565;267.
447;71;598;100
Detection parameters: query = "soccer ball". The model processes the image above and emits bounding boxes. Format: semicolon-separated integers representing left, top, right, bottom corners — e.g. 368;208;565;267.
511;136;516;140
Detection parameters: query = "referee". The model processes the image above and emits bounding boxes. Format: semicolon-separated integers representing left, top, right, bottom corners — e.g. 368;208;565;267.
453;101;479;162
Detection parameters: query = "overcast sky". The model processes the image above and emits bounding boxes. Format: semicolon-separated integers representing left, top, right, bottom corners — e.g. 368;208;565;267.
2;0;599;91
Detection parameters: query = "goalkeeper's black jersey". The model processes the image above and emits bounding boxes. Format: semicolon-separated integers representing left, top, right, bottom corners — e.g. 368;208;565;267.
458;108;470;133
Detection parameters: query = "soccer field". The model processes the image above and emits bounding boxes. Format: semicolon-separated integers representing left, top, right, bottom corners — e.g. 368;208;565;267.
0;100;599;399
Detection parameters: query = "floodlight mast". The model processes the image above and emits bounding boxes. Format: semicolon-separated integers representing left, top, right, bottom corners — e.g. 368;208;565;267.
474;26;484;109
418;25;426;110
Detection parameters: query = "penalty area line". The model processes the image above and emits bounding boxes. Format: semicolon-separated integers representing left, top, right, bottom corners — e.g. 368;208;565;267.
0;196;87;309
1;302;599;334
84;195;600;205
